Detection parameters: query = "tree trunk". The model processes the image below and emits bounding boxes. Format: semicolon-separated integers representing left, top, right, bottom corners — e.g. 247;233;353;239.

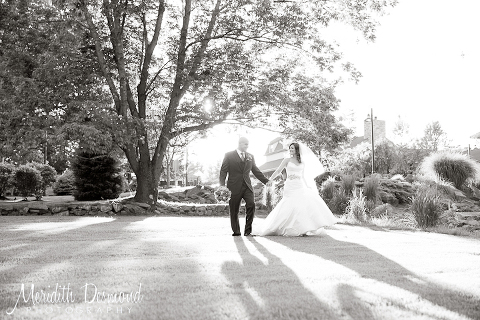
134;163;157;206
166;162;171;187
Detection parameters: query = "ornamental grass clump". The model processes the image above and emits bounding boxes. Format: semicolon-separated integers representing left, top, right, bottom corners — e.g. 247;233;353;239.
363;175;379;202
419;152;480;189
328;190;349;215
410;184;443;228
340;174;356;197
321;177;336;202
346;188;367;222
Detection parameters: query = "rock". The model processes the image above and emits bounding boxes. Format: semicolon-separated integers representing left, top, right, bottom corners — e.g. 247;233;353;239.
169;195;180;202
470;186;480;201
51;206;67;214
28;203;49;211
112;203;123;212
100;204;112;212
466;220;480;226
184;186;202;198
379;191;399;206
454;190;467;201
71;209;85;216
158;192;169;199
59;210;69;216
1;205;14;211
128;201;150;209
22;207;30;214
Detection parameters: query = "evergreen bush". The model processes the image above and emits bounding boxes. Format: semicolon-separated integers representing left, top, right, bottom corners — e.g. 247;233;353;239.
0;163;14;199
71;152;122;201
12;165;42;200
53;170;76;195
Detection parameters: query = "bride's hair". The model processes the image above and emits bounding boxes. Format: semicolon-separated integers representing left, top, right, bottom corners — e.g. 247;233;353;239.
289;143;301;163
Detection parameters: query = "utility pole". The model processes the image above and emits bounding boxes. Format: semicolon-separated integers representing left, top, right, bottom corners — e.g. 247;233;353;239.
371;108;375;174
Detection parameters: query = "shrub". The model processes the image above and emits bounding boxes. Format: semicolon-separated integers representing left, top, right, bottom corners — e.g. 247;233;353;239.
71;152;123;201
328;190;349;215
419;152;480;189
53;170;76;195
27;163;57;199
365;199;377;215
0;163;14;199
364;175;379;202
346;188;367;222
321;177;336;202
410;184;443;228
340;174;356;197
12;165;42;200
370;203;395;218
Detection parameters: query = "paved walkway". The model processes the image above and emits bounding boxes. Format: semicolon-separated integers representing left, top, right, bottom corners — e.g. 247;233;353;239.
1;216;479;319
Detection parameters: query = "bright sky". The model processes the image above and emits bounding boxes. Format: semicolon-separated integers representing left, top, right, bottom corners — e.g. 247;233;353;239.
189;0;480;167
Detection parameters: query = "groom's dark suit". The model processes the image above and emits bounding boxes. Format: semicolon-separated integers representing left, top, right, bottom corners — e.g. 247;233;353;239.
220;150;269;235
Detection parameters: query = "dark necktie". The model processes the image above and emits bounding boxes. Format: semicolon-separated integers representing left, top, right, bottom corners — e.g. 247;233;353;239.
241;152;245;161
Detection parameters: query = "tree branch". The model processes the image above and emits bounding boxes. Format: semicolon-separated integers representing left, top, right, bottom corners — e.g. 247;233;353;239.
81;6;121;112
138;0;166;118
180;0;222;96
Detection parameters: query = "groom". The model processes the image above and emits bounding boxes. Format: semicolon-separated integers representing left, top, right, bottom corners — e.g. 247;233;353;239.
219;137;270;236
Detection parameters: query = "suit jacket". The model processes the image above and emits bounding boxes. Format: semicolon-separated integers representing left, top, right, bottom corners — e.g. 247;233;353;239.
219;150;269;194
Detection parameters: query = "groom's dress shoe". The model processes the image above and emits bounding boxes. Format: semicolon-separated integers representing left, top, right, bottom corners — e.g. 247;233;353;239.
232;233;241;236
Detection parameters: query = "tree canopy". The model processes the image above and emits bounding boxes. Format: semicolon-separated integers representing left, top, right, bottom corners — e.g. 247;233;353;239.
1;0;398;204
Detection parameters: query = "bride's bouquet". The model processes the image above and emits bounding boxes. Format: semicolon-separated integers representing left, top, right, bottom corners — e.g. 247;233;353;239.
214;186;231;204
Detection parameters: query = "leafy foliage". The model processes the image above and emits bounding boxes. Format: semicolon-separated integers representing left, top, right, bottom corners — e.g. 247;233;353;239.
0;163;15;199
27;163;57;199
53;170;76;195
418;121;447;151
71;152;122;201
12;165;42;199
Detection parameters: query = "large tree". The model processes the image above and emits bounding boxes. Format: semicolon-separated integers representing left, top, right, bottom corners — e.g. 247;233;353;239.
0;0;108;169
8;0;397;205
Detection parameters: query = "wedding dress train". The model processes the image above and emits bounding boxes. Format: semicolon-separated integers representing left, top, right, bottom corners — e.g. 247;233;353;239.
254;162;337;236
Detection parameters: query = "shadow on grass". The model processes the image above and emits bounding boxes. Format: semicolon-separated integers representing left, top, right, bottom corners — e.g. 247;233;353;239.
222;236;340;320
267;235;480;319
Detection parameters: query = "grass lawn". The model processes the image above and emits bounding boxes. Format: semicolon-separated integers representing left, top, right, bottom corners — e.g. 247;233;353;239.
1;216;479;320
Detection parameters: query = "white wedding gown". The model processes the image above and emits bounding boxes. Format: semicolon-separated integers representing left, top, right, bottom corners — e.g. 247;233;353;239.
254;162;337;236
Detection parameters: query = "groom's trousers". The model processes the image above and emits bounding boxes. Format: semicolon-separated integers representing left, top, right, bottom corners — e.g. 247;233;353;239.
229;182;256;235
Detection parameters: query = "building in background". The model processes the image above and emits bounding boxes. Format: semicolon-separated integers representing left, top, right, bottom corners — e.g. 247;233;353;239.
350;115;389;148
468;132;480;162
258;137;289;178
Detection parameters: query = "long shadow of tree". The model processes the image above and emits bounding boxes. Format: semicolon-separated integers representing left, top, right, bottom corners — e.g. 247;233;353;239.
267;235;480;319
222;236;341;320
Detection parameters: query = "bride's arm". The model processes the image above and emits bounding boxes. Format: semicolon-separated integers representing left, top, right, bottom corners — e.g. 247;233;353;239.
270;158;290;181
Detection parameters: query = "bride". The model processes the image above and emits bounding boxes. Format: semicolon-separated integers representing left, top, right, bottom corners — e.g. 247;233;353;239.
254;142;337;236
